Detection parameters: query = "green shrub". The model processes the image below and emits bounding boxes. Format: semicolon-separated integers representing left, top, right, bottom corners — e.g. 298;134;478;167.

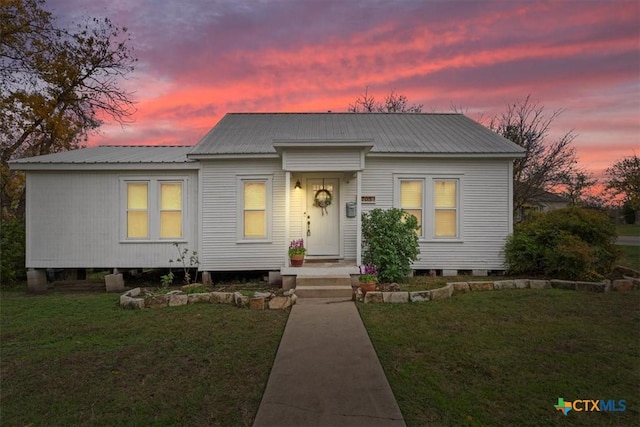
505;207;619;280
0;218;26;286
361;208;420;283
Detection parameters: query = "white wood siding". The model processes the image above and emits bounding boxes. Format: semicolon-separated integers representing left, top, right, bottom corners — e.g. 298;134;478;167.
361;157;512;270
283;149;363;171
25;170;198;268
200;159;285;270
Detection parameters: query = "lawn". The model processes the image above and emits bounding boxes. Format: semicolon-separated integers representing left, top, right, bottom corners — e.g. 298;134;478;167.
617;245;640;271
0;291;288;426
616;223;640;236
359;289;640;426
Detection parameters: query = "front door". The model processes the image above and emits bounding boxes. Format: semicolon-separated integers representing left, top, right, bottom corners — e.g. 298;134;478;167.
306;178;340;257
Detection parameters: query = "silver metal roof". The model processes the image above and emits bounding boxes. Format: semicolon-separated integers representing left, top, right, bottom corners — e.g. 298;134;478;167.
189;113;525;156
10;146;194;165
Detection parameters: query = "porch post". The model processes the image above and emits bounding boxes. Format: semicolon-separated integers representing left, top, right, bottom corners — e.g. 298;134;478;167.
285;171;291;266
356;170;362;265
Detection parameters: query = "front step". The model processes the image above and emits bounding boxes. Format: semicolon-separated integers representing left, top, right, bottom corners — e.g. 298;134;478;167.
295;275;354;298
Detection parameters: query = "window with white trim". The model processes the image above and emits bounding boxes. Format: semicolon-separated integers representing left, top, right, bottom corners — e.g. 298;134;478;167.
434;180;458;238
122;178;186;241
238;176;272;241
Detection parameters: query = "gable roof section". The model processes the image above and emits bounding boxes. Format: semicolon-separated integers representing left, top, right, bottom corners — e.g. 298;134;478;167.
10;146;196;170
189;113;526;157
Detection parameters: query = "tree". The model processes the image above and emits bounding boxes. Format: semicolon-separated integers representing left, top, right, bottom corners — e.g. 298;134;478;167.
348;87;423;113
606;154;640;224
559;169;602;208
1;0;136;220
489;96;577;215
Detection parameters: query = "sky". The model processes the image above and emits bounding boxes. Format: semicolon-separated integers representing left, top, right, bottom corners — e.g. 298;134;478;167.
44;0;639;179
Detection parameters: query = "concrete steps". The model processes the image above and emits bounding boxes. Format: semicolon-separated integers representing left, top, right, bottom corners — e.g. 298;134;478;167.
295;275;354;298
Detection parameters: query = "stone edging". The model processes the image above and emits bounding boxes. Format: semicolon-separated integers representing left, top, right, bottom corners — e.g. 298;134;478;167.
357;278;640;304
120;288;297;310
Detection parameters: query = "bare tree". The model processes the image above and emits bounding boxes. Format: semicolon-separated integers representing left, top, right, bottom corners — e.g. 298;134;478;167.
1;0;136;219
490;96;577;215
606;154;640;223
559;169;603;208
348;87;423;113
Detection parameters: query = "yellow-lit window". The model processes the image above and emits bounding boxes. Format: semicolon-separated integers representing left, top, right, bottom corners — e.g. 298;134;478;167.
160;182;182;238
434;180;457;237
243;181;266;238
127;183;148;238
400;180;423;236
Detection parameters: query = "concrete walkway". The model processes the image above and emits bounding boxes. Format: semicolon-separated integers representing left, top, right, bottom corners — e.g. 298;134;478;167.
253;298;406;427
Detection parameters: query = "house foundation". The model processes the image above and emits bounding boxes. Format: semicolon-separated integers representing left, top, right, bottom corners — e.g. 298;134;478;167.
27;269;47;293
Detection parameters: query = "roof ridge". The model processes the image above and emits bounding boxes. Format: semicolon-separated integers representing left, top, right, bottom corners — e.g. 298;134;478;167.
96;145;192;148
225;112;462;116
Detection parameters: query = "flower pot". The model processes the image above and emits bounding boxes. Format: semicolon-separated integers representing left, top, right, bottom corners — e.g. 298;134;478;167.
359;281;376;293
290;254;304;267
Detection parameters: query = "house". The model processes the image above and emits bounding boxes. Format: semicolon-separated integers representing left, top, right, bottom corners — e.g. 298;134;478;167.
515;190;570;222
10;113;525;289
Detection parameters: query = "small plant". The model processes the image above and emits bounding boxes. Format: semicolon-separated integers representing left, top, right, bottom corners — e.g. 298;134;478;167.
160;271;175;288
359;265;379;283
288;239;306;257
170;243;200;285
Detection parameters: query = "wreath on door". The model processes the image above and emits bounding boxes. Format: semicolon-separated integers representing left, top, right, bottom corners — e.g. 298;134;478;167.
313;188;332;216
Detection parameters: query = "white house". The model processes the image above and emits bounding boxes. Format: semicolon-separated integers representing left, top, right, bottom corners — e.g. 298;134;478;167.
11;113;525;288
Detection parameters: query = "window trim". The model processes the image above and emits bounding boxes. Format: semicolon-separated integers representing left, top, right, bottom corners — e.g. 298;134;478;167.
237;175;273;243
120;177;188;243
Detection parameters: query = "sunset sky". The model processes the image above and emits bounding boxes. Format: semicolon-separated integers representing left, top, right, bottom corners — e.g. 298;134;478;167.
45;0;639;178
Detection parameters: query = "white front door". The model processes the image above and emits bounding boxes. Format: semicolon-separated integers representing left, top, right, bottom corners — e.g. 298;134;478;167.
306;178;340;257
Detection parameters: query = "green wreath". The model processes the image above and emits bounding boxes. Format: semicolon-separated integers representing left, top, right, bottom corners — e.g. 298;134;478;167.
313;188;332;215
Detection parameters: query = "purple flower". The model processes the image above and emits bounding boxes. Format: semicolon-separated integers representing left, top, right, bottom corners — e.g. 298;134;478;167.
288;239;306;256
359;264;378;282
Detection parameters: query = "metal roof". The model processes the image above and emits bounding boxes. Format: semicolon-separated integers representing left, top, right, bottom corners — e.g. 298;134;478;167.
189;113;526;156
10;146;194;166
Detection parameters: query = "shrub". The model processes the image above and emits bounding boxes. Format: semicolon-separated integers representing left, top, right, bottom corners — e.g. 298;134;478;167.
505;207;619;280
0;218;26;286
361;208;420;283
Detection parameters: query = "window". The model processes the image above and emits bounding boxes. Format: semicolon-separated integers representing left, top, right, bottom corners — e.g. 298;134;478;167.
400;180;423;236
127;183;149;238
395;176;461;240
434;180;458;238
122;178;186;241
160;183;182;238
238;176;272;241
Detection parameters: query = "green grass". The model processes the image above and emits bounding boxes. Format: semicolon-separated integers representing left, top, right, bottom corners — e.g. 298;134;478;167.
616;223;640;236
0;291;288;426
359;289;640;426
617;245;640;271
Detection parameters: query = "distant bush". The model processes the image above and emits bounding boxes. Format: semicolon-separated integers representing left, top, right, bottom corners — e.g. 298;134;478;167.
622;202;636;224
1;218;26;286
505;207;619;280
361;208;420;283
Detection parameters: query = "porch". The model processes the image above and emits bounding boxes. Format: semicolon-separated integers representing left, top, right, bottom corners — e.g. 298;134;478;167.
280;261;360;298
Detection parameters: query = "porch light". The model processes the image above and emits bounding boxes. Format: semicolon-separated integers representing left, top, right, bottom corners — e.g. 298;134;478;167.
294;180;302;189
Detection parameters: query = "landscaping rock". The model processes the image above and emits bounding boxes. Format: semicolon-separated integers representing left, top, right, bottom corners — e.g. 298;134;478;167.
254;292;273;299
383;292;409;303
550;280;576;290
430;284;453;300
612;279;634;292
493;280;515;290
210;292;235;304
529;280;551;289
409;290;430;302
355;288;364;302
268;296;293;310
364;291;384;304
145;295;168;308
128;287;142;297
468;281;494;291
451;282;470;293
120;295;144;309
168;293;188;306
514;279;530;289
575;281;606;293
188;293;211;304
249;297;265;310
283;289;295;297
234;292;249;308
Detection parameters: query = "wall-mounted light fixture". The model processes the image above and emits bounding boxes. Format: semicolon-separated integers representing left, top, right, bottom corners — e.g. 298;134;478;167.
294;179;302;189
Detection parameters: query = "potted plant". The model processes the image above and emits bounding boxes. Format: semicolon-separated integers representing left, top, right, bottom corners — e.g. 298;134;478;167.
359;264;378;293
288;239;306;267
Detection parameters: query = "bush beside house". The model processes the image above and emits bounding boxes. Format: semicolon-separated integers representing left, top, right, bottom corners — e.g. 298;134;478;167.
505;207;620;280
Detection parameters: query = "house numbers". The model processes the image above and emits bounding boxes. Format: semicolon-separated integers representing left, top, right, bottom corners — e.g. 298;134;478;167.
361;196;376;204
